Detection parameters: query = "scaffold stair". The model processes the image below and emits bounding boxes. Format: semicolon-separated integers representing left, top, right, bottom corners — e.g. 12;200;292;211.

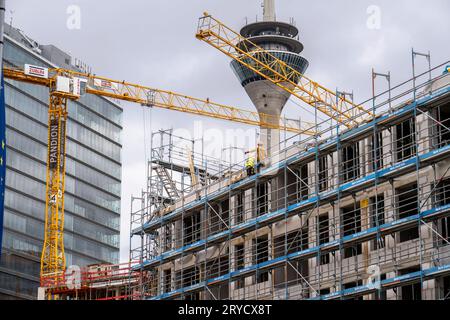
154;165;180;199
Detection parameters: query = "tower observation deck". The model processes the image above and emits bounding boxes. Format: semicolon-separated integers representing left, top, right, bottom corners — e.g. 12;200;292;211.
231;0;309;157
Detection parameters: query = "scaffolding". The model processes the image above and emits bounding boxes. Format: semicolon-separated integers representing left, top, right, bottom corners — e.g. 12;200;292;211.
128;57;450;300
129;129;242;298
40;262;141;300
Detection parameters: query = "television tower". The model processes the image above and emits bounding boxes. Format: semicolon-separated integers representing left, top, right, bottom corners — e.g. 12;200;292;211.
231;0;309;157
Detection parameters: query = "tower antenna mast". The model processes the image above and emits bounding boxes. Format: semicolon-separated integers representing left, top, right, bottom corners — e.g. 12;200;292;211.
263;0;276;21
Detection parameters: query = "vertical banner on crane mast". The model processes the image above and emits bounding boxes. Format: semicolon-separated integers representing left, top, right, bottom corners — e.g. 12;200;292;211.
0;0;6;258
0;74;6;257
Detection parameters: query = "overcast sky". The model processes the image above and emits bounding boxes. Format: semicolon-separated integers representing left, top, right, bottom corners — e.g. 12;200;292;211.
6;0;450;262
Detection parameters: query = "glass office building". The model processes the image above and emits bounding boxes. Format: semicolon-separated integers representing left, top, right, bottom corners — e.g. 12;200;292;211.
0;25;122;299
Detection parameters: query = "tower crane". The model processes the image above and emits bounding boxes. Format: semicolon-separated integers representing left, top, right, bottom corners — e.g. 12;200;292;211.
195;13;374;128
3;64;316;284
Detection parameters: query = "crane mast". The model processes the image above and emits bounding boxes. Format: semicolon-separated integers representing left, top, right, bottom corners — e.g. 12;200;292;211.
41;93;68;279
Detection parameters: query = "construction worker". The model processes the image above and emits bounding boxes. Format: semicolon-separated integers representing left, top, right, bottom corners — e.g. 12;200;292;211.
245;154;256;176
445;65;450;74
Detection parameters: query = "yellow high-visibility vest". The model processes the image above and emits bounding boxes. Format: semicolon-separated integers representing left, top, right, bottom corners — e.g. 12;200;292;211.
245;157;255;168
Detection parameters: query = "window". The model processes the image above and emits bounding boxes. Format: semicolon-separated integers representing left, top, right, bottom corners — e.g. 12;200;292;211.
370;195;385;250
0;273;38;297
256;183;268;216
273;229;309;288
183;212;201;246
298;164;309;201
343;280;363;300
436;178;450;244
253;235;269;283
441;216;450;245
286;168;298;206
318;214;330;265
235;192;244;224
220;200;230;231
274;231;308;257
370;132;384;171
205;256;229;279
342;203;362;258
318;156;328;192
209;201;229;233
342;142;360;183
0;253;39;277
235;244;245;289
319;288;330;296
435;103;450;149
399;267;421;300
396;118;417;162
163;269;171;293
440;276;450;300
436;178;450;207
203;257;230;299
397;184;419;243
162;224;172;251
176;266;200;299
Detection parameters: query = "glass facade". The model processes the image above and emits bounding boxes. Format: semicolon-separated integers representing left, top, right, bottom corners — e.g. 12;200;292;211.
0;34;122;299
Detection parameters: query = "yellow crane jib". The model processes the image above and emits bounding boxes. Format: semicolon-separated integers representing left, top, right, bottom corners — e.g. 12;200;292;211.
5;66;316;135
2;64;317;283
195;13;374;128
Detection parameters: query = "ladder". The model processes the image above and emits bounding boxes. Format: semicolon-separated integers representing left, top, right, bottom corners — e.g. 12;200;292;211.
153;165;180;199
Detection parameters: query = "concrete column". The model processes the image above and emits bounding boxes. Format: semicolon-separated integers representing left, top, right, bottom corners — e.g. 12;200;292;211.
174;220;182;248
230;195;236;226
245;189;253;221
360;198;370;272
384;186;396;250
417;112;431;155
200;208;207;240
308;161;316;194
364;136;372;174
422;262;437;300
383;128;394;167
360;139;367;177
307;209;318;288
331;151;339;189
243;81;293;159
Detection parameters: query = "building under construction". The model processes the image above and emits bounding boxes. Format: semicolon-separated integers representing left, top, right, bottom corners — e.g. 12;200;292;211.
127;74;450;301
42;1;450;300
125;3;450;301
